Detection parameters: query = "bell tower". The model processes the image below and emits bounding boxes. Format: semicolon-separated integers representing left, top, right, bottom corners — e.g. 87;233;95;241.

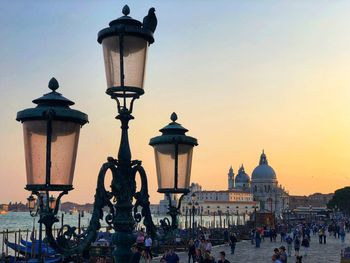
228;166;234;190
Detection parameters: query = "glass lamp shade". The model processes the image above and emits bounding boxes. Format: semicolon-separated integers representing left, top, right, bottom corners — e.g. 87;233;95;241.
150;113;198;194
102;35;148;96
153;143;193;193
191;193;196;202
27;195;36;210
22;120;81;190
49;195;56;210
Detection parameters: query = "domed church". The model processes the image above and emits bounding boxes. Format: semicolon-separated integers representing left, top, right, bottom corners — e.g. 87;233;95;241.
228;150;289;216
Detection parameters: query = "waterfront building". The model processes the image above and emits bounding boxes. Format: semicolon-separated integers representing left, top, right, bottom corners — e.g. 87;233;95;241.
181;184;259;219
227;150;290;217
289;193;333;210
157;150;289;219
249;150;289;216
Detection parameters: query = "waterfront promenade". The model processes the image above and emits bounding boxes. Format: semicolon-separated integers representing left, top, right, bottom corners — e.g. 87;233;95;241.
153;233;348;262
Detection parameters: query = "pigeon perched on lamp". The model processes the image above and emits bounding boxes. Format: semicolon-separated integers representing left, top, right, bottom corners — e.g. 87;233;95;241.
143;7;157;33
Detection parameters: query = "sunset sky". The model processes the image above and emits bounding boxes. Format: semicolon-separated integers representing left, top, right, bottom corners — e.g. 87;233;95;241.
1;1;350;204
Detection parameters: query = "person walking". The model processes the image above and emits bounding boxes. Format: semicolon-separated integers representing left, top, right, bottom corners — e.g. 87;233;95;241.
250;229;255;245
229;232;238;255
285;234;293;257
193;248;203;263
188;239;196;263
271;254;282;263
294;236;300;257
279;246;287;263
140;250;151;263
136;228;145;245
164;248;180;263
301;236;309;257
205;239;213;253
203;251;215;263
199;238;207;255
340;228;346;244
218;251;230;263
318;228;324;244
129;245;142;263
255;228;262;248
144;235;152;261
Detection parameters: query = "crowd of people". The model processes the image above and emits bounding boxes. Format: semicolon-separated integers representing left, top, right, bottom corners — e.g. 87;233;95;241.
259;218;349;263
185;234;236;263
124;217;350;262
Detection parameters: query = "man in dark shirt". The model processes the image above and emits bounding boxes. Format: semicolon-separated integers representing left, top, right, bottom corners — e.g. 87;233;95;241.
129;245;142;263
229;232;238;254
218;251;230;263
164;248;180;263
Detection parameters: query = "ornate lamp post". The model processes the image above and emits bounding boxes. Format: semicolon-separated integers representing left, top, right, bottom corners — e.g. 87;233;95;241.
309;205;312;223
213;211;216;228
188;193;198;236
252;205;258;229
217;206;222;228
17;6;198;263
207;206;211;228
27;195;36;215
226;206;230;227
286;209;291;232
244;206;248;224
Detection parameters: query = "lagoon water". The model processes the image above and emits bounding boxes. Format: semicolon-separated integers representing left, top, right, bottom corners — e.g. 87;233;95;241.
0;211;242;255
0;212;96;255
0;212;93;232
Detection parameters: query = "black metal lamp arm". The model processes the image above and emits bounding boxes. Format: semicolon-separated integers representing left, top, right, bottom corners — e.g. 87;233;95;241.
40;161;116;257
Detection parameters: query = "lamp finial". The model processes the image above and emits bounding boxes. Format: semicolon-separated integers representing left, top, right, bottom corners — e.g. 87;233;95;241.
122;5;130;16
170;112;177;122
48;77;59;92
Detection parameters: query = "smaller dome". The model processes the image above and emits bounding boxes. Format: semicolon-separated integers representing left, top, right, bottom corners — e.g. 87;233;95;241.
235;164;250;183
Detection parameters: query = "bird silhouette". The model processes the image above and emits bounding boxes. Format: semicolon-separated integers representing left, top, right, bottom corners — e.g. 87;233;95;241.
143;7;157;33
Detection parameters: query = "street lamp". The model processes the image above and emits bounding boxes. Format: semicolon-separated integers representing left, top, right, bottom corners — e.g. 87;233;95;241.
17;77;88;193
27;195;36;213
236;206;239;225
286;209;291;232
17;77;88;262
217;206;222;228
253;205;258;229
17;6;198;263
49;195;57;211
150;112;198;230
309;205;312;223
213;211;216;228
188;193;198;236
226;206;230;227
244;206;248;224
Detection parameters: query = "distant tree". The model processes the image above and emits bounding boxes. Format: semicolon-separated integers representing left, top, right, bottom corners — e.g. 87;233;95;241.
327;187;350;215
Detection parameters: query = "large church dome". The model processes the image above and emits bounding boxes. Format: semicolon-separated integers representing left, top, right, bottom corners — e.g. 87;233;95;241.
235;164;250;183
252;150;276;181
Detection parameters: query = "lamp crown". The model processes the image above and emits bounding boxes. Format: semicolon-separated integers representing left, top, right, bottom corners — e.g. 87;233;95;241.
122;5;130;16
48;77;59;92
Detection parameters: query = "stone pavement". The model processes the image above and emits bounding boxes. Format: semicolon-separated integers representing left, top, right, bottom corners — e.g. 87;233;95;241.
152;233;349;263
